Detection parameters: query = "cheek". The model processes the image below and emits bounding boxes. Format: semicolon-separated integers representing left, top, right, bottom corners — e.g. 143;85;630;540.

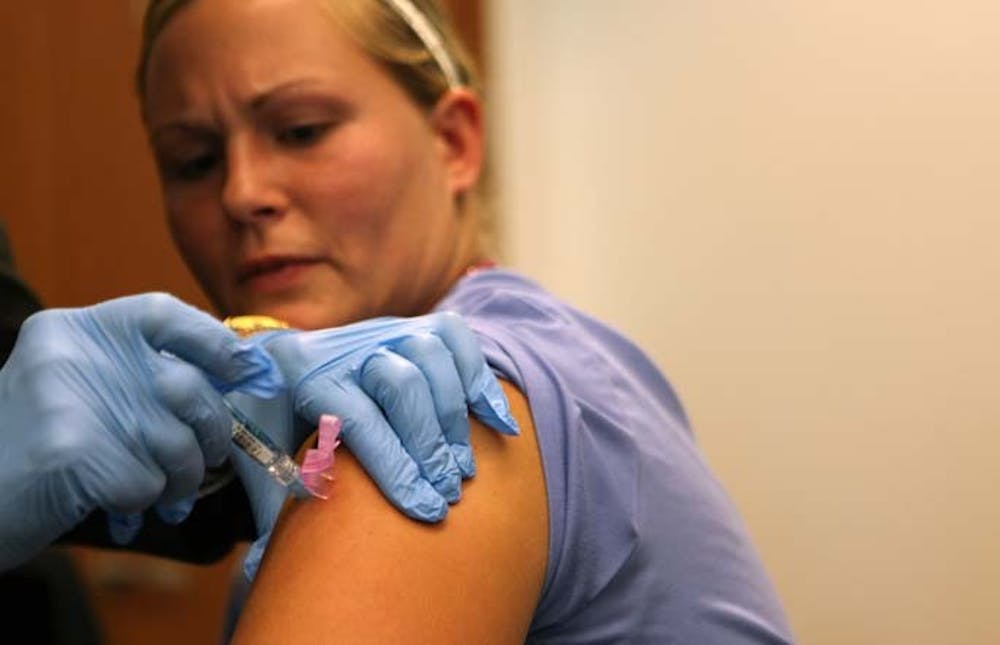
299;129;413;243
165;203;228;288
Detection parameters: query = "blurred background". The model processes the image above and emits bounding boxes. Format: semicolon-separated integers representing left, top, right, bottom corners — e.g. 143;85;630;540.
1;1;997;643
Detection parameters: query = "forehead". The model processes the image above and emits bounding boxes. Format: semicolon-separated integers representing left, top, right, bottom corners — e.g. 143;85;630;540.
143;0;383;117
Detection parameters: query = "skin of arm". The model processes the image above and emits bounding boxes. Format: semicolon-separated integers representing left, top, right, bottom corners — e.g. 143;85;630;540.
231;381;549;644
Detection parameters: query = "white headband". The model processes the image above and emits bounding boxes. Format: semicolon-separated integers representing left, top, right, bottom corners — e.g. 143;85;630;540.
382;0;462;89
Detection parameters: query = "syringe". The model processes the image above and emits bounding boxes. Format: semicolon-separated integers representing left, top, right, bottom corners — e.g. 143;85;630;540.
220;314;327;500
224;398;320;500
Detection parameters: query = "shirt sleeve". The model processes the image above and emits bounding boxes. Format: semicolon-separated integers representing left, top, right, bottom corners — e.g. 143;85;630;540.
438;270;794;643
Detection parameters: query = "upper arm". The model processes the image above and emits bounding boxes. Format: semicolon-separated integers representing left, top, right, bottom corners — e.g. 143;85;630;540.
231;381;549;644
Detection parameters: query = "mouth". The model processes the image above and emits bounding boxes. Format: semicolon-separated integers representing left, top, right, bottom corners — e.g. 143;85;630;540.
236;255;324;292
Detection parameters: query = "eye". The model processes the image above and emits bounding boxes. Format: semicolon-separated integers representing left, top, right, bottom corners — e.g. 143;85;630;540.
172;153;220;181
155;150;219;183
276;123;330;147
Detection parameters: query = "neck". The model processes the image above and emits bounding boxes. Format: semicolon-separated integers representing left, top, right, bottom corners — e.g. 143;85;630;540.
417;206;486;314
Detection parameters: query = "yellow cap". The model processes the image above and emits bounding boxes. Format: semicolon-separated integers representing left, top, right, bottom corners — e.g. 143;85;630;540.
223;315;291;338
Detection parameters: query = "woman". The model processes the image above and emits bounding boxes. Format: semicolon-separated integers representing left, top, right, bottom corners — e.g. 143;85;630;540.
138;0;794;642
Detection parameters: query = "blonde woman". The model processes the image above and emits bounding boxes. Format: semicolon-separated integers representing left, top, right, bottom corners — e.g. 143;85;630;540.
138;0;794;642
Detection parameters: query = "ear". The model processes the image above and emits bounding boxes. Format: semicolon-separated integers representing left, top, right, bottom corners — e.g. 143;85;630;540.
429;89;484;198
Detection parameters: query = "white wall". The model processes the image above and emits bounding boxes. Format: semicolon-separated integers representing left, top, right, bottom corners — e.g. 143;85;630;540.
488;1;1000;643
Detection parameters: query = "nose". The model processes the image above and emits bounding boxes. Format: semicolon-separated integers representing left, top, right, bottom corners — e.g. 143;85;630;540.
221;140;288;223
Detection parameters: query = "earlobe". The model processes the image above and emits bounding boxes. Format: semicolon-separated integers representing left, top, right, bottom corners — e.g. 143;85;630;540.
431;89;484;196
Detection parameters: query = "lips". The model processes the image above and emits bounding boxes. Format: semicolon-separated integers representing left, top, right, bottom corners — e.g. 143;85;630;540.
236;255;323;291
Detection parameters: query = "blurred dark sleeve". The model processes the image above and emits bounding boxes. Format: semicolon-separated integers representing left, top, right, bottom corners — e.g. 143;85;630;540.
61;473;256;564
0;224;43;364
0;223;255;562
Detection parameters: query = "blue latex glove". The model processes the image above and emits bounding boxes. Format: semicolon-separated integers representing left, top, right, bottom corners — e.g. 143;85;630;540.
230;311;519;579
0;293;282;572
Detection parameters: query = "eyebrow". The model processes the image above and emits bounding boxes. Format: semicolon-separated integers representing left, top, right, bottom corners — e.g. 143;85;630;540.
149;122;216;145
149;77;339;140
248;78;335;111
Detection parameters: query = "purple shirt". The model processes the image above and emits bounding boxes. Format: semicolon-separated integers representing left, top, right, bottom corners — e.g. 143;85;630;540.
438;269;793;644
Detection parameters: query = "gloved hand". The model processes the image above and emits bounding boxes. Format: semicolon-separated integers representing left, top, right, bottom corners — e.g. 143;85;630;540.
0;293;282;572
230;311;519;579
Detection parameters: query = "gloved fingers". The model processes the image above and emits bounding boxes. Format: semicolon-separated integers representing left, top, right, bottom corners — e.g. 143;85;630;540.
392;333;475;477
294;374;449;521
229;447;290;580
112;495;196;541
90;445;166;544
153;356;233;468
358;348;463;502
260;329;351;387
426;312;519;436
231;447;289;533
142;415;206;505
107;512;144;545
130;364;208;504
121;293;283;397
260;317;441;388
243;533;269;582
155;494;197;525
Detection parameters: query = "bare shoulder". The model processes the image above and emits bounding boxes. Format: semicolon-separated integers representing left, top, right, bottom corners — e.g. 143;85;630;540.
232;382;548;644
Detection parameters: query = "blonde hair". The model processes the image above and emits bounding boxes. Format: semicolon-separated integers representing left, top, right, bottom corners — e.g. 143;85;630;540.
135;0;480;109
